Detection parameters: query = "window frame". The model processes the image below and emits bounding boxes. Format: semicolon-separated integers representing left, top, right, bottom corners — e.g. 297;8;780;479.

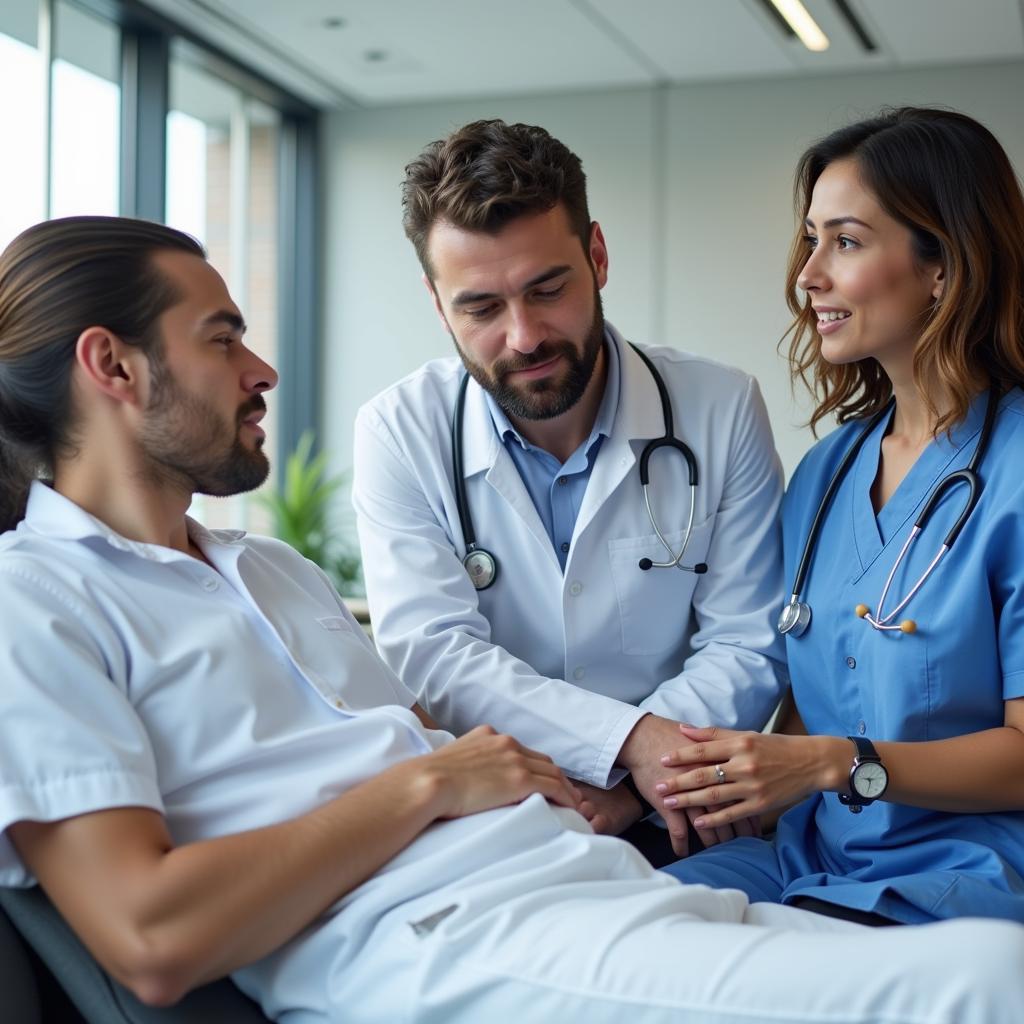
66;0;322;476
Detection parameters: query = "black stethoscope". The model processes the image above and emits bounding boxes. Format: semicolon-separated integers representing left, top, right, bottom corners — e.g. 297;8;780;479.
778;387;999;638
451;343;708;590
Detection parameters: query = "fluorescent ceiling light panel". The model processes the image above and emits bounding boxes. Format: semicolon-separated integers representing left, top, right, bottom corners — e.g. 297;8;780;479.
769;0;830;51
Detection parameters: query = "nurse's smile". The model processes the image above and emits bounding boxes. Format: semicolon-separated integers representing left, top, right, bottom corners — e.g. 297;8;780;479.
813;308;852;336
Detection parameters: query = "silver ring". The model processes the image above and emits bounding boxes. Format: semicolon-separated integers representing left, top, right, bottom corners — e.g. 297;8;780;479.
714;764;727;783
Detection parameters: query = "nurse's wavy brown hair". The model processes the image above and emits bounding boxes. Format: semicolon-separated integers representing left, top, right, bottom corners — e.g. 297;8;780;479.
0;216;204;532
402;119;592;278
783;107;1024;435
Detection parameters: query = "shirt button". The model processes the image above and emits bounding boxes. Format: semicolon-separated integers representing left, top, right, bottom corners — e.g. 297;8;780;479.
558;476;568;486
560;542;570;553
569;581;583;596
573;667;585;680
845;656;856;669
202;578;220;592
857;720;867;735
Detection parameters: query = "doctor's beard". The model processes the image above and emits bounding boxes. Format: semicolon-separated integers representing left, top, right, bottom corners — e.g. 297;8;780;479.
456;287;606;422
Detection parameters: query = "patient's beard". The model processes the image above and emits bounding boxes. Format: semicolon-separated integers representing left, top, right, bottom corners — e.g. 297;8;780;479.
138;359;270;497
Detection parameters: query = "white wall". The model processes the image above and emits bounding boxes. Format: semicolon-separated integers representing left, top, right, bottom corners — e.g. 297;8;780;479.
321;60;1024;479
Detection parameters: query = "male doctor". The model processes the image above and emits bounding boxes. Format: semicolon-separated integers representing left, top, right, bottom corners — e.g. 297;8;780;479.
353;119;786;860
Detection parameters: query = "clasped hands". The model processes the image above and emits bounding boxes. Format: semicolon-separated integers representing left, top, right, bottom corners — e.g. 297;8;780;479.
615;714;760;857
655;724;826;832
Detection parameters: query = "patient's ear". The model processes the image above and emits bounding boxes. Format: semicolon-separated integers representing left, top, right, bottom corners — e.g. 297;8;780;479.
930;265;945;300
74;328;147;408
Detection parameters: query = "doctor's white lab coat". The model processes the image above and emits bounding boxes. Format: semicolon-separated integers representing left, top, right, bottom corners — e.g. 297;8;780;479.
353;326;786;786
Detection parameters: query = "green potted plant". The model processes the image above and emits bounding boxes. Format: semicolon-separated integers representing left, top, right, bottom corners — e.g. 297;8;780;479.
257;431;366;605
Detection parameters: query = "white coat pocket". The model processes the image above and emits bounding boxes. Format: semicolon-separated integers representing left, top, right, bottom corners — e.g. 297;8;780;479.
607;517;714;656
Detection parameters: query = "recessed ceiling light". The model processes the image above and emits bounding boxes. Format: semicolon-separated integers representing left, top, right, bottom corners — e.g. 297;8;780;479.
768;0;830;52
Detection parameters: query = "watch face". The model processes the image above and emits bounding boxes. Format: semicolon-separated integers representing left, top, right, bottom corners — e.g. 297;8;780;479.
852;762;888;799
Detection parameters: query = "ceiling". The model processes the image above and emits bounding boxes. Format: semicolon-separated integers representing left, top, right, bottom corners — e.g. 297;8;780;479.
145;0;1024;108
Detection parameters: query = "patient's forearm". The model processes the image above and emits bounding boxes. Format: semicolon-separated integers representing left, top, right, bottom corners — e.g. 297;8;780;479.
12;726;575;1007
13;758;444;1005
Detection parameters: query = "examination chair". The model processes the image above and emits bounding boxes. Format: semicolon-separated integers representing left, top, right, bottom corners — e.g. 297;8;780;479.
0;887;271;1023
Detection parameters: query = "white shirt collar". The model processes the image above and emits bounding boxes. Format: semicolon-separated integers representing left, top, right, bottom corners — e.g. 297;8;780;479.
17;481;246;562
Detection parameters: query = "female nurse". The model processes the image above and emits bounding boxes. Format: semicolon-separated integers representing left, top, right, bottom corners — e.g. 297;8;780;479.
659;107;1024;925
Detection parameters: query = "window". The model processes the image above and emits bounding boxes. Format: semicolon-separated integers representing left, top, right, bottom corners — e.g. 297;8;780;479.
0;0;320;508
0;0;45;250
51;1;120;218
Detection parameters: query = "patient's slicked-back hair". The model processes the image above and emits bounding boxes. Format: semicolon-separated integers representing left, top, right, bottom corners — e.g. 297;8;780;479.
0;215;205;532
402;119;592;277
784;106;1024;435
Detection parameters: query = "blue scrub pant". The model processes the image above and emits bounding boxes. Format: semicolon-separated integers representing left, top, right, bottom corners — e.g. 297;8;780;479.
661;836;790;903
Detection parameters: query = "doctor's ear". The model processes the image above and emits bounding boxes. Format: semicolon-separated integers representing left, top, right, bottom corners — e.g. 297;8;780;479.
74;327;146;407
588;222;609;290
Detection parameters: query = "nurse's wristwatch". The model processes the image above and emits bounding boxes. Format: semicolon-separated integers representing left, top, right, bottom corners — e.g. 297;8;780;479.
838;736;889;814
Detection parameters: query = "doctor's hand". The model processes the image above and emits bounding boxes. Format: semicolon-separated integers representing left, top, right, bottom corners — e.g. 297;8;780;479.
619;714;735;857
417;725;581;821
656;725;840;830
575;781;643;836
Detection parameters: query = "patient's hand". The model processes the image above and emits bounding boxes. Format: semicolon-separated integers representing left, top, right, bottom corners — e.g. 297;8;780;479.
419;725;580;820
575;780;643;836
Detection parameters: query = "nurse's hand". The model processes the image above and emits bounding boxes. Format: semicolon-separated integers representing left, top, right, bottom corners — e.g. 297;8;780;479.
422;725;581;820
575;781;643;836
655;725;841;830
619;714;731;856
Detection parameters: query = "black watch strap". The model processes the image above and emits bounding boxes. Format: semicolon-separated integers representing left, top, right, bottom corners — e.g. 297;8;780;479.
848;735;881;762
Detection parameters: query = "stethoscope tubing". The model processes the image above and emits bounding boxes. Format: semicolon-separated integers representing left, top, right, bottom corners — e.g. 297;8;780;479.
451;342;704;588
781;387;1000;637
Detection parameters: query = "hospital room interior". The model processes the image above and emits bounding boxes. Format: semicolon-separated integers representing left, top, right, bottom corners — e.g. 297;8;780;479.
3;0;1024;1021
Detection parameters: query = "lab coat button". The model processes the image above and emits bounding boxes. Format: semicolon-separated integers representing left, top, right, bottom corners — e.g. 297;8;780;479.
845;656;856;669
569;581;583;596
202;578;220;592
572;667;585;680
334;698;345;709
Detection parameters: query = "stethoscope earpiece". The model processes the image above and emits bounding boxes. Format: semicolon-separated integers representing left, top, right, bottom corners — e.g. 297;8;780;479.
638;559;708;573
855;603;916;634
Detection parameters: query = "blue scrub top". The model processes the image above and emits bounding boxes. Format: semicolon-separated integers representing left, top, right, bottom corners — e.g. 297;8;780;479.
775;387;1024;923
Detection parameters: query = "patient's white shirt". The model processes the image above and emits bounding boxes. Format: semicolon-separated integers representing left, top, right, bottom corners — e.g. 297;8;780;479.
0;483;663;1020
0;482;438;886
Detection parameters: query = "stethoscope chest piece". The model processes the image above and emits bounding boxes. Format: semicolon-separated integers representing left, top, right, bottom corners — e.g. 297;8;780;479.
463;548;497;590
778;597;811;637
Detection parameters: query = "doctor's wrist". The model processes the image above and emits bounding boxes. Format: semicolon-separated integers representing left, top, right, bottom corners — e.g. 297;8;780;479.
616;712;657;773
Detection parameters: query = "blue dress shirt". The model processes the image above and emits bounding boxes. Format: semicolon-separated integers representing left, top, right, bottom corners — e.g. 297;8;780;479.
483;337;621;572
